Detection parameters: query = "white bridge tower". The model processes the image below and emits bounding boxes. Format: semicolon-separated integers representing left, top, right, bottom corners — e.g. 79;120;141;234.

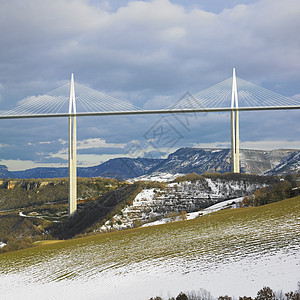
68;73;77;216
231;68;240;173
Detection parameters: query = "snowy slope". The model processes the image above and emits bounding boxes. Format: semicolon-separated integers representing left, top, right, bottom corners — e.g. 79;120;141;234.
266;151;300;175
100;177;267;232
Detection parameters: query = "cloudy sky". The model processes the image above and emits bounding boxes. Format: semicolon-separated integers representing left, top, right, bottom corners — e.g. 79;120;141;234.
0;0;299;171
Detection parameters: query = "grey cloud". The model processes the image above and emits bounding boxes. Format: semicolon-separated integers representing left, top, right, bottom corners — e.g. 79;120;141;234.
1;0;298;97
77;147;125;156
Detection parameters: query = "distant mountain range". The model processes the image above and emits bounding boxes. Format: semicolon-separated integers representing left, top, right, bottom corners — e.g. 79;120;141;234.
0;148;299;179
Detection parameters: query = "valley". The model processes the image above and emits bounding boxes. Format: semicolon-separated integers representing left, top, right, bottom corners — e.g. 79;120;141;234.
0;150;299;299
0;172;298;250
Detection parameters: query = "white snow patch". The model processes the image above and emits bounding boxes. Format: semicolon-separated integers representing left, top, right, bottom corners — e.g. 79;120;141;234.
134;188;155;202
206;178;219;194
0;242;6;248
129;172;184;182
143;197;244;226
99;188;157;232
142;219;170;227
203;197;244;212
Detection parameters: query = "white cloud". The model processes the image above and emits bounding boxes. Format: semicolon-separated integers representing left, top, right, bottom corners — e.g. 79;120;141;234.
292;94;300;101
76;154;127;166
143;95;174;109
193;140;300;151
240;140;300;150
0;83;3;102
160;26;186;42
193;142;231;149
0;158;68;171
1;0;299;96
39;141;52;145
16;95;63;109
40;138;127;167
77;138;126;149
58;139;68;145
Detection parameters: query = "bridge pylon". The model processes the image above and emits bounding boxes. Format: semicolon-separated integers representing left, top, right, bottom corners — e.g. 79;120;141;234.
231;68;240;173
68;73;77;216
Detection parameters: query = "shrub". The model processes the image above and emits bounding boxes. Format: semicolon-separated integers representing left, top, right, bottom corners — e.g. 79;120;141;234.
285;292;300;300
180;211;187;221
133;219;143;228
243;180;294;207
176;292;188;300
166;211;180;221
175;173;204;183
255;287;275;300
218;296;232;300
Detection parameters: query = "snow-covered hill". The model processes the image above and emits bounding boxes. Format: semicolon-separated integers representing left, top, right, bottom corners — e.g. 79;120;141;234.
100;176;269;231
266;151;300;175
150;148;300;176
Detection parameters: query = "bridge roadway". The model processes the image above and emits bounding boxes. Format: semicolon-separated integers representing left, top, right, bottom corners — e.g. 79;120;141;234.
0;105;300;119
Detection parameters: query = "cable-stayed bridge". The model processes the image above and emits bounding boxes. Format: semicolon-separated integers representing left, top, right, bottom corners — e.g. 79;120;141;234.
1;69;299;215
1;71;299;118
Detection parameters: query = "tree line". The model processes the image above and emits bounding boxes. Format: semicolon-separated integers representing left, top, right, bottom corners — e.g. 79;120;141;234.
148;285;300;300
242;178;299;207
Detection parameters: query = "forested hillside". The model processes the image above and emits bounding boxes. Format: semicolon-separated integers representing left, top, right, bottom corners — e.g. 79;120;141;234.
0;177;121;252
0;177;120;210
50;182;144;239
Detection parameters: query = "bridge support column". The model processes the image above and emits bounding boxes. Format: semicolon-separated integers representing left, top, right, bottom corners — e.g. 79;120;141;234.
231;110;240;173
68;74;77;216
231;68;240;173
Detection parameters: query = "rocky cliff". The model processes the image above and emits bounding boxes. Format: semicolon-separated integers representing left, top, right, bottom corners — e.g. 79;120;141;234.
148;148;300;176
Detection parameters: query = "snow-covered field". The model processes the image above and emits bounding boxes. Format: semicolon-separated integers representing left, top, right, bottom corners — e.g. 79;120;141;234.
0;197;299;300
0;250;299;300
